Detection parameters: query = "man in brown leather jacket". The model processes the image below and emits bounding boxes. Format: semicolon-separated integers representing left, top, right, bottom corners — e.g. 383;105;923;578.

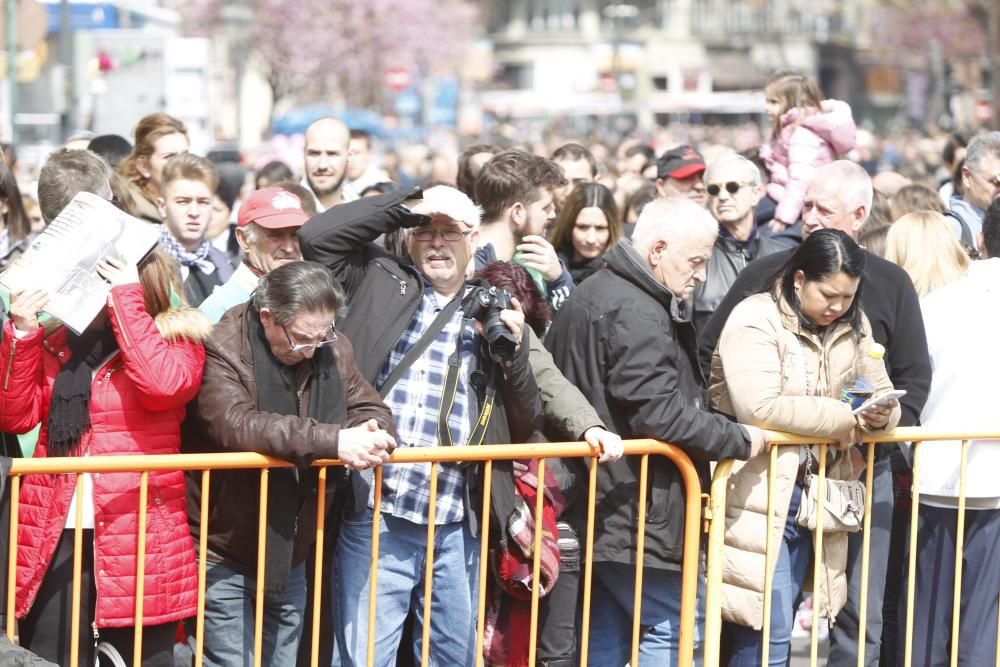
183;261;395;667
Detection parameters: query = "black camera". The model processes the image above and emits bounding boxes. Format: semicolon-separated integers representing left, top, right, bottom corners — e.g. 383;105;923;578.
462;285;516;363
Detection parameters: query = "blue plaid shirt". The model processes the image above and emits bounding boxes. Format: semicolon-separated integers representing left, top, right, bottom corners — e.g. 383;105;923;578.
374;286;477;525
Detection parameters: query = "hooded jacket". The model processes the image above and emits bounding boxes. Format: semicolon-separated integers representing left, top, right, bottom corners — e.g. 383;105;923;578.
182;301;393;577
761;100;857;225
543;239;752;569
0;284;211;627
708;292;899;628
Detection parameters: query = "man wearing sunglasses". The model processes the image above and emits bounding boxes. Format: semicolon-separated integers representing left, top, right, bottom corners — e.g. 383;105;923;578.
692;154;784;332
299;184;543;666
949;131;1000;251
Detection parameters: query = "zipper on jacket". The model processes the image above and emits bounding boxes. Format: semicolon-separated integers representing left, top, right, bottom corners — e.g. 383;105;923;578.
399;280;406;296
3;338;16;391
107;293;133;349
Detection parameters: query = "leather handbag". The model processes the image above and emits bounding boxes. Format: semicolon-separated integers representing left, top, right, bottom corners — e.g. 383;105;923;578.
795;447;865;533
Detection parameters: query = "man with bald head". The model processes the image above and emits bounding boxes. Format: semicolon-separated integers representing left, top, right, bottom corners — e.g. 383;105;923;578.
302;117;355;212
699;160;931;667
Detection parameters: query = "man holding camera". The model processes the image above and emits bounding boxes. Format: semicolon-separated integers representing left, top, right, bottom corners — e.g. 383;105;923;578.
298;185;543;666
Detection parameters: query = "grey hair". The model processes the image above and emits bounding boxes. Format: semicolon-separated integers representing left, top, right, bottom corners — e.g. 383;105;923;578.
38;149;113;223
632;197;718;255
705;153;761;187
252;261;345;326
965;131;1000;173
815;160;873;219
240;221;262;246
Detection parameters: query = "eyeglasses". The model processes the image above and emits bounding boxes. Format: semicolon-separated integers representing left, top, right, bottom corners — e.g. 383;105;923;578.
411;228;469;242
282;323;337;353
706;181;753;197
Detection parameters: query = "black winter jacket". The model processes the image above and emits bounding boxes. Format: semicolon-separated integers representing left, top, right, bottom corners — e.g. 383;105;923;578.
697;248;931;429
544;239;751;570
692;230;785;333
298;190;546;533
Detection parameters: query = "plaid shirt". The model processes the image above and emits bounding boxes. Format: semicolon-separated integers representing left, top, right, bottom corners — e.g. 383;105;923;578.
374;286;477;525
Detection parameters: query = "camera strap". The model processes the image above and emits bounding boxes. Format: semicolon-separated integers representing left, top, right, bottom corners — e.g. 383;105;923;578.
378;295;463;399
438;334;496;448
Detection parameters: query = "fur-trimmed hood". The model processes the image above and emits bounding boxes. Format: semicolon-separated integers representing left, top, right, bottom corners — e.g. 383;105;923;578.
154;305;213;343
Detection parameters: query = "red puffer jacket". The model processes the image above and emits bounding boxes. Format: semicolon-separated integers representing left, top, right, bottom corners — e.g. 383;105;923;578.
0;284;211;627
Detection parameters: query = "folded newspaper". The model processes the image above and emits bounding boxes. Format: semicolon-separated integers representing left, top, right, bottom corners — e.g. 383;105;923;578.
0;192;160;334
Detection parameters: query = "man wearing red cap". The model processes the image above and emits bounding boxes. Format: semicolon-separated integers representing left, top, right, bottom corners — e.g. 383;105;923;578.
655;144;708;206
199;186;309;323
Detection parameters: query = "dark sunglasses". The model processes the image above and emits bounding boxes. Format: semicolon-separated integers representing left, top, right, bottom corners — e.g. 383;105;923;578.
706;181;752;197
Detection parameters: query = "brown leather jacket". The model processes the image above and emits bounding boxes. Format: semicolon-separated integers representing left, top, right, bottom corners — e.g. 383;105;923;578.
183;301;393;577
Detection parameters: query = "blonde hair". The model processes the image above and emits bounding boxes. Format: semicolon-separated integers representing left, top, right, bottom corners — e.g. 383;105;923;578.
765;70;823;138
885;211;970;296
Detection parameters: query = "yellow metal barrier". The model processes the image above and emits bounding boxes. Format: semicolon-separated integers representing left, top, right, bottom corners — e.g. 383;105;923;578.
704;427;1000;667
4;439;701;667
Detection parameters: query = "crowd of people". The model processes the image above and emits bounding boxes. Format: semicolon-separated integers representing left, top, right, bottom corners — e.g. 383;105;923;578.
0;66;997;667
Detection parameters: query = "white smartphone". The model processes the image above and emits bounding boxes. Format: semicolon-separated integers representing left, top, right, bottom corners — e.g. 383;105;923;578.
852;389;907;415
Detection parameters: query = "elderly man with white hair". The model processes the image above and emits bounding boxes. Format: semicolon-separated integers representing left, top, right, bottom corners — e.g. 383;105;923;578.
698;160;932;667
544;196;770;665
298;185;544;666
692;153;786;332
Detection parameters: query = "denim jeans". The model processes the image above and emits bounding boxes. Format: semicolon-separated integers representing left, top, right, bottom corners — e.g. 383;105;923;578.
586;561;705;666
200;561;307;667
728;483;812;667
332;509;479;667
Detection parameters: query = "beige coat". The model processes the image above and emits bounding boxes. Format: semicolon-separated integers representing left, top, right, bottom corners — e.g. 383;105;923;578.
708;292;899;630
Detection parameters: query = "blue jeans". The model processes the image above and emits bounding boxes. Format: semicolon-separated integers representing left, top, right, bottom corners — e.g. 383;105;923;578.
728;483;812;667
200;561;307;667
587;561;705;666
332;509;479;667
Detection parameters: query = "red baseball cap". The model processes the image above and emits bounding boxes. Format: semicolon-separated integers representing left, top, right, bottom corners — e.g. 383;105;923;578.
237;187;309;229
656;145;706;180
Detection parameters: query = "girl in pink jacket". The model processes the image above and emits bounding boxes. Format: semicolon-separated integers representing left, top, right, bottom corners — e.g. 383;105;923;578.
760;71;858;233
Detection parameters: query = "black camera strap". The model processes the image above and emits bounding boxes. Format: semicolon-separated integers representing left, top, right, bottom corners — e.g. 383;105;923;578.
438;335;496;448
378;295;463;399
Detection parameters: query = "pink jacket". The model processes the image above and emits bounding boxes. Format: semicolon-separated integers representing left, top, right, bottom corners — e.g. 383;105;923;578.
761;99;857;225
0;285;211;627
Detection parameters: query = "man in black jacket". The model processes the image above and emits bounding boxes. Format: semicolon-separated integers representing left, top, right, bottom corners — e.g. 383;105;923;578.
697;160;932;667
298;185;544;666
544;196;768;665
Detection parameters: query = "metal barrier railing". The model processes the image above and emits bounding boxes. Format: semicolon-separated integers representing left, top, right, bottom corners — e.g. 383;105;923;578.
704;426;1000;667
5;439;702;667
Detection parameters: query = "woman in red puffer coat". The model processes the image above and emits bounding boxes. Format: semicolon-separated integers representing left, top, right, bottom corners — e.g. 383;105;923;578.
0;250;210;667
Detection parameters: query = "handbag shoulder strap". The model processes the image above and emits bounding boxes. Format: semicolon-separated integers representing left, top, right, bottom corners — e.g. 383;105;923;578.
378;294;462;398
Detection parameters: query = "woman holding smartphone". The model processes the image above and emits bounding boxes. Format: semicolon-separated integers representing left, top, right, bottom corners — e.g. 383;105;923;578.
707;229;900;666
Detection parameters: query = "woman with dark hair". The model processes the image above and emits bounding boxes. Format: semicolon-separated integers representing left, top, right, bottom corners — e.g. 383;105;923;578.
0;249;211;666
708;229;900;665
0;159;31;268
549;182;621;284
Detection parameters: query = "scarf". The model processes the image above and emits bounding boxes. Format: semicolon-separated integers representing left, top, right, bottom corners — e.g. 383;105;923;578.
47;327;119;457
157;226;216;274
247;309;346;596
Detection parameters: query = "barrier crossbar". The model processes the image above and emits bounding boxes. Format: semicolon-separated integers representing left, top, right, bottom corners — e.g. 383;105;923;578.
3;439;702;667
704;427;1000;667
